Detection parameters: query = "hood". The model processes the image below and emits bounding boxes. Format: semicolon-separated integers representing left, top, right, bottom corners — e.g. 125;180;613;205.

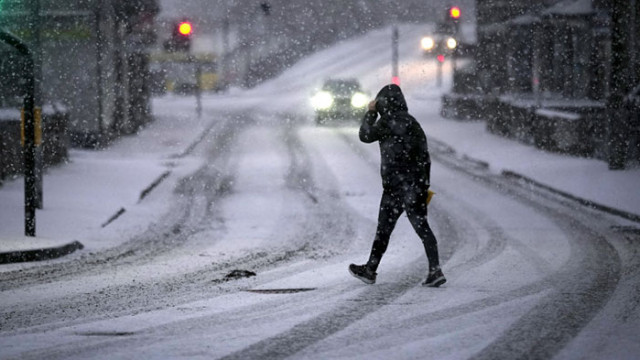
375;84;408;114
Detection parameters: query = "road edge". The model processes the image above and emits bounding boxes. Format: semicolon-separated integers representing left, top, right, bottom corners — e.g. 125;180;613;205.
0;240;84;265
501;170;640;224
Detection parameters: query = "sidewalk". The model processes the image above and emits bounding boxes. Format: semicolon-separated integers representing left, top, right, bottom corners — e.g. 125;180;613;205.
411;92;640;222
0;96;209;266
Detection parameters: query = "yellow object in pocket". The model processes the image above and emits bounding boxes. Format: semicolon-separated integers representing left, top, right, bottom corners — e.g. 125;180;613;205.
427;189;435;205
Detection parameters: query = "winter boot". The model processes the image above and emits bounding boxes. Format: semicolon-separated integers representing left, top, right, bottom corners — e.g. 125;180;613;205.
422;266;446;287
349;263;377;284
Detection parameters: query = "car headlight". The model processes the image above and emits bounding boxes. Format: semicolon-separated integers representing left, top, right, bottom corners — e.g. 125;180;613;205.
421;36;435;51
446;37;457;50
351;92;369;108
311;91;334;110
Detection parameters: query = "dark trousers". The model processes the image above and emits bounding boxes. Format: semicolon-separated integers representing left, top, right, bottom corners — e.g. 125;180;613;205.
366;179;440;272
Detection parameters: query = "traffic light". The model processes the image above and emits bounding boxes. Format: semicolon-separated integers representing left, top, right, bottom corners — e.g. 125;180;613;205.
446;6;461;34
449;6;461;20
164;20;193;52
177;21;192;36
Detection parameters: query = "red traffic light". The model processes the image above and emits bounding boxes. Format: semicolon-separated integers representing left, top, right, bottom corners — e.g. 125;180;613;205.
437;54;445;63
178;21;192;36
449;6;461;19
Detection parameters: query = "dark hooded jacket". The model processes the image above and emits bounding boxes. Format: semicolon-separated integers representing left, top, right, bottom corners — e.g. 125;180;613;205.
359;84;431;188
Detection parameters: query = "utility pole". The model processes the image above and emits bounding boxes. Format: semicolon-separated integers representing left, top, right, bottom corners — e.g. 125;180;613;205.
436;55;444;87
608;0;632;170
389;1;399;85
95;1;105;136
23;52;37;237
0;30;37;236
221;4;230;90
631;0;638;87
30;0;43;209
391;24;399;84
195;58;202;118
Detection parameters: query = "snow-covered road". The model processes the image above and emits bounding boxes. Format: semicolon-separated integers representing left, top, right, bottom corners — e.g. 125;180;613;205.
1;25;639;359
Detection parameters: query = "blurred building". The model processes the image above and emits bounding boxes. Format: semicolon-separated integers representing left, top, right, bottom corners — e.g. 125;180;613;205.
443;0;640;168
0;0;159;144
0;0;159;180
154;0;475;89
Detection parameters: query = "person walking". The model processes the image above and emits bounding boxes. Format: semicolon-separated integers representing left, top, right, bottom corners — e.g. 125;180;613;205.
349;84;445;287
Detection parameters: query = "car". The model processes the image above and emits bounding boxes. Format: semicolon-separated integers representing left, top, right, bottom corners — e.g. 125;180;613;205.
311;78;369;125
420;22;458;56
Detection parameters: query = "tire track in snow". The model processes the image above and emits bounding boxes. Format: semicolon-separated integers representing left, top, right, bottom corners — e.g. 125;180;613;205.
0;114;353;336
218;130;520;360
0;116;248;333
224;130;622;359
0;114;365;340
292;136;623;359
0;116;240;292
468;192;621;360
287;145;577;358
279;122;362;258
428;140;622;359
0;117;382;358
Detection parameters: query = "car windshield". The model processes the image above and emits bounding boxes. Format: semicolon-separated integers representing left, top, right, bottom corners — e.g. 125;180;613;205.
435;22;456;35
323;80;361;96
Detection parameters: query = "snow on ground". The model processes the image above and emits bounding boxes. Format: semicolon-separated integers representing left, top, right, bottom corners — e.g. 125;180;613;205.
0;23;639;360
1;24;637;254
0;98;208;254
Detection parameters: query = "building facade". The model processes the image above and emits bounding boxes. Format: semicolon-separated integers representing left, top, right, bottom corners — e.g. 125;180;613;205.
0;0;159;147
1;0;159;181
444;0;640;167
